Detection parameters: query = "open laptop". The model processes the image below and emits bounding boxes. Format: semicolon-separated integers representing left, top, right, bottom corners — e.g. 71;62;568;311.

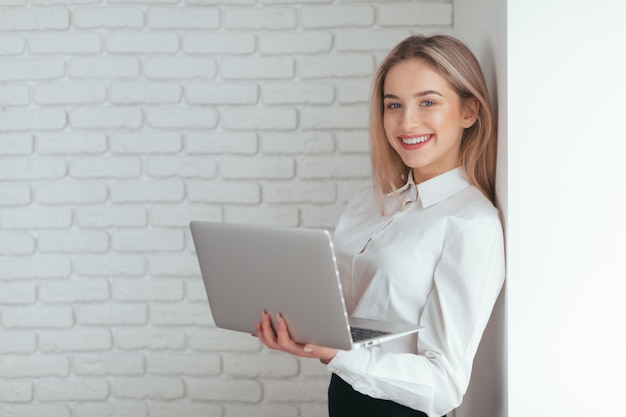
190;221;423;350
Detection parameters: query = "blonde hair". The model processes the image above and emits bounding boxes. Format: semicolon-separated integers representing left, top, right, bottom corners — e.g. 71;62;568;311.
370;35;497;209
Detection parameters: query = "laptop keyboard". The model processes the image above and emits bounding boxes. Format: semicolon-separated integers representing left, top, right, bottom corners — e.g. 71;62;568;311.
350;326;392;342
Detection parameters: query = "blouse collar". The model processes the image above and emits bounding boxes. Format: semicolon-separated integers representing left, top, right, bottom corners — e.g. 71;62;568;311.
393;167;471;209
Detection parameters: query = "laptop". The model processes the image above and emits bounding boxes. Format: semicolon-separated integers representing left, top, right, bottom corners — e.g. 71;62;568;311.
190;221;423;350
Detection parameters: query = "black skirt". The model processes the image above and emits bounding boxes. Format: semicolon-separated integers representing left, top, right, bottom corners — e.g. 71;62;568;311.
328;373;445;417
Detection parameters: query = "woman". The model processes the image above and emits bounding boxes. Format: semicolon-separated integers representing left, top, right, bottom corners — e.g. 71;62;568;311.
255;35;505;417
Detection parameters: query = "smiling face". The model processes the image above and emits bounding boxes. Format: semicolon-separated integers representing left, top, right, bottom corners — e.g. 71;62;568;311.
382;58;477;184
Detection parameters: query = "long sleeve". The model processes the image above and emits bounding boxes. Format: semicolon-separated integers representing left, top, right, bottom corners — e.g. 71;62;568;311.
327;217;505;417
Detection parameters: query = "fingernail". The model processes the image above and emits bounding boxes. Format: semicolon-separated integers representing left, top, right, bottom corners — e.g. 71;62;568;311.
304;346;314;353
276;313;282;323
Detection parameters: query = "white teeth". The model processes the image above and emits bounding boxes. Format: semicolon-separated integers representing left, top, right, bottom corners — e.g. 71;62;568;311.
401;135;430;145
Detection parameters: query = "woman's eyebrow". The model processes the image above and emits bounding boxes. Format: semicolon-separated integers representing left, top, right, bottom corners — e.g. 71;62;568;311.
383;90;444;99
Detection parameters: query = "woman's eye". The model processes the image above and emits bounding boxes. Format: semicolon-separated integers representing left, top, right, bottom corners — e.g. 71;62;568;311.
422;100;435;107
387;102;401;109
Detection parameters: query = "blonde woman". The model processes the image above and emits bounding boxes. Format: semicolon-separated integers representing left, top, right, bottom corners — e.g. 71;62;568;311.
256;35;505;417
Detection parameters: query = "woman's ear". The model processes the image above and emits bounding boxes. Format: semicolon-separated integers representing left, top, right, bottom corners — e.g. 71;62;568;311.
461;99;480;128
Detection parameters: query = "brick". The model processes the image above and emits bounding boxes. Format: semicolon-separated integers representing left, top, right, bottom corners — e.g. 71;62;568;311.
74;403;147;417
222;352;298;378
299;356;328;377
34;81;107;105
147;353;221;376
150;402;222;417
28;32;102;54
38;231;109;253
0;134;32;154
0;208;72;230
73;6;144;29
148;254;201;277
113;328;186;350
111;377;185;400
70;156;142;178
147;156;218;178
337;78;371;104
221;107;297;130
221;57;294;80
150;204;221;227
378;3;453;26
186;378;262;402
110;81;182;104
297;154;371;178
39;330;112;352
0;355;69;378
262;181;336;203
337;179;370;203
70;107;142;129
73;353;145;376
35;181;108;204
0;183;31;206
263;377;329;402
69;57;140;78
185;132;258;155
225;405;298;417
0;381;32;402
224;206;299;227
335;129;370;152
148;7;219;29
0;58;64;81
298;54;374;78
110;180;185;203
0;332;36;354
0;34;25;55
0;234;35;255
260;131;334;154
0;256;71;280
36;133;107;154
110;132;182;154
302;5;374;28
187;327;261;352
185;83;257;105
73;255;146;277
2;306;73;329
108;0;177;3
183;32;255;55
76;304;148;325
0;8;69;30
224;7;296;29
0;405;69;417
76;206;147;228
111;279;184;302
222;156;294;179
187;181;260;204
106;31;179;54
144;57;217;79
184;280;207;302
39;280;109;303
146;107;218;129
37;379;109;402
259;31;332;54
0;108;66;131
336;28;410;51
150;303;213;326
262;81;334;104
300;204;345;229
0;283;36;304
300;106;368;129
111;229;185;252
0;85;29;105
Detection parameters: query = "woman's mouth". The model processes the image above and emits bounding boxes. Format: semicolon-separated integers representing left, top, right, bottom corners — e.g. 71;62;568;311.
399;134;433;148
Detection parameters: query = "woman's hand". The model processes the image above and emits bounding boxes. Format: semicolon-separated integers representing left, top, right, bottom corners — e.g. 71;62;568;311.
255;312;338;364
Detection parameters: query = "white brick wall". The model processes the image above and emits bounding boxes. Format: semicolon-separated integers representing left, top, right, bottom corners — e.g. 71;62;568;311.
0;1;452;416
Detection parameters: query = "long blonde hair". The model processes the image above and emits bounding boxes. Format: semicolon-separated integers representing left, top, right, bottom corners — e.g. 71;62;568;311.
370;35;497;210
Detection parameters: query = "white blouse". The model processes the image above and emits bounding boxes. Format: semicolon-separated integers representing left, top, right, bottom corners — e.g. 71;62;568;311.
326;167;505;417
